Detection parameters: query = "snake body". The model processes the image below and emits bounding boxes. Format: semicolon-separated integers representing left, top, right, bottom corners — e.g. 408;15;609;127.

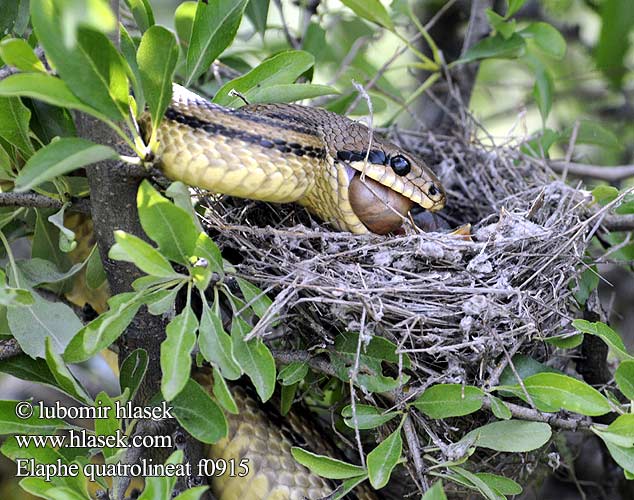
143;84;445;234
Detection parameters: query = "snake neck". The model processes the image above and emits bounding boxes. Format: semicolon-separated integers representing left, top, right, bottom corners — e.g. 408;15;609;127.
142;85;370;233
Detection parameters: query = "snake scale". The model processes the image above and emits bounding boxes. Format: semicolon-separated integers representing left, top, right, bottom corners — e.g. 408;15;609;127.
140;85;446;500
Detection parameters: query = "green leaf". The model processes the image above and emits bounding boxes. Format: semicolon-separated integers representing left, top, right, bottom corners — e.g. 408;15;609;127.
109;230;180;278
367;426;402;489
212;366;238;414
161;305;198;400
213;50;316;107
137;26;179;144
506;0;527;17
185;0;249;85
340;0;394;31
341;404;400;430
531;60;553;122
520;128;560;158
0;73;111;123
520;22;566;59
32;209;71;273
63;291;145;363
422;481;447;500
121;25;145;117
498;354;558;388
280;382;297;416
571;265;600;306
245;0;270;37
44;337;92;405
616;360;634;400
488;395;512;420
146;288;179;315
593;414;634;447
137;180;200;265
236;277;272;320
486;9;516;39
199;303;241;380
15;137;116;192
334;331;410;369
602;439;634;474
0;286;33;306
477;473;522;495
0;38;46;72
592;186;619;206
32;0;129;121
595;0;634;87
290;448;366;479
94;391;121;459
0;400;68;435
412;384;484;419
0;97;33;156
448;466;503;500
560;120;620;150
545;332;584;349
165;181;203;231
231;316;275;402
278;361;308;386
241;83;338;105
573;319;632;360
175;1;197;47
47;203;76;252
119;349;148;403
3;434;87;493
138;450;182;500
459;420;551;452
124;0;155;32
0;354;56;387
459;33;526;63
171;378;227;444
173;486;209;500
504;372;611;416
192;232;224;287
7;291;83;358
331;474;369;500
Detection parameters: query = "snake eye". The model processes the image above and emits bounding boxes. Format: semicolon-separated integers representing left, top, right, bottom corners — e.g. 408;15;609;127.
390;155;411;176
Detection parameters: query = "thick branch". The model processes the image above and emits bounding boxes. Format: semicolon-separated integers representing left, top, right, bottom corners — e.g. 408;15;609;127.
602;214;634;232
550;160;634;182
0;192;91;213
482;397;591;431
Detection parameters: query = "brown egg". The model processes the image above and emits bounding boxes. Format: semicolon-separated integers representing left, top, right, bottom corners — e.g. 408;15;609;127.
349;175;413;235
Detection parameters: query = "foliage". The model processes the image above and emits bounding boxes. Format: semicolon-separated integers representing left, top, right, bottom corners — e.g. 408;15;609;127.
0;0;632;499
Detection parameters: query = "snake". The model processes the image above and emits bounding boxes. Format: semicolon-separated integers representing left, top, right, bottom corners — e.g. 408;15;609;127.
139;85;447;500
141;84;446;235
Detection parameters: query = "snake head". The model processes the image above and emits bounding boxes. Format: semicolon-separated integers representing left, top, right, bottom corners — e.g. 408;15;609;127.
337;145;446;234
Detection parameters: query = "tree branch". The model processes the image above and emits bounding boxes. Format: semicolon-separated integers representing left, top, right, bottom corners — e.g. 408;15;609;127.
0;192;91;213
482;397;591;431
550;160;634;182
601;214;634;232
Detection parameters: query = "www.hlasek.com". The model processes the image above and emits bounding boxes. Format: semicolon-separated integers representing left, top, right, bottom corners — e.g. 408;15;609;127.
13;400;250;482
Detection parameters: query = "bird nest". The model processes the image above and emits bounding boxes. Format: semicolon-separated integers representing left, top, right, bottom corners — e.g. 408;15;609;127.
197;123;594;493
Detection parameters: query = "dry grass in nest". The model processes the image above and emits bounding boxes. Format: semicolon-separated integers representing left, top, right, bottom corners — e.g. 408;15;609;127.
197;123;598;492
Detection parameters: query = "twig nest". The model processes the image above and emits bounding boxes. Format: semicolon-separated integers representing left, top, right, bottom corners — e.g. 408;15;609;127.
348;175;413;234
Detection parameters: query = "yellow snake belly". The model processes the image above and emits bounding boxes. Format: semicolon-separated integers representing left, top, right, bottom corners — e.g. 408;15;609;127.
194;373;377;500
141;84;446;234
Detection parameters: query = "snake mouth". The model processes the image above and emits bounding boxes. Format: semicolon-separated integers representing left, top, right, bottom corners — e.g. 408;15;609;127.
347;171;415;235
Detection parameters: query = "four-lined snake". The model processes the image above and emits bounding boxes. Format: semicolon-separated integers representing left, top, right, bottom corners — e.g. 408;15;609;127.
140;85;446;500
142;84;446;235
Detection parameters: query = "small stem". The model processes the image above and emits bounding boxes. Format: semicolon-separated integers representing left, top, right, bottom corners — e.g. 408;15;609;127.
0;230;21;288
